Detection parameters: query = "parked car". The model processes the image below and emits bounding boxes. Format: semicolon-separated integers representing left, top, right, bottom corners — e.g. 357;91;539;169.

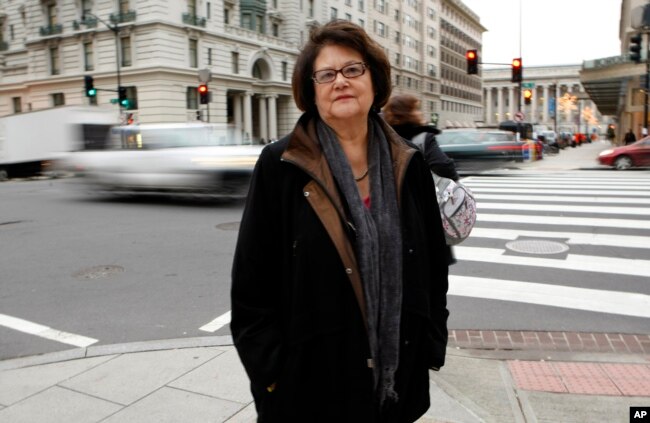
436;128;524;173
60;123;264;198
540;130;566;149
598;137;650;170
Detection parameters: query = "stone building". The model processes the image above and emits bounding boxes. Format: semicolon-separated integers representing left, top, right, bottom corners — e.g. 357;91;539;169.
0;0;487;140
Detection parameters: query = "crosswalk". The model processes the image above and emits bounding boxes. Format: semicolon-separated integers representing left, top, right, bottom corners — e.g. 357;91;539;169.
448;170;650;319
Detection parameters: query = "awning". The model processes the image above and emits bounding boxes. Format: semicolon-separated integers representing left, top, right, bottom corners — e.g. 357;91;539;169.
580;78;629;116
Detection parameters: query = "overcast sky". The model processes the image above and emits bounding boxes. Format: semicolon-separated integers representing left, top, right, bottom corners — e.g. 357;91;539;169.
460;0;623;68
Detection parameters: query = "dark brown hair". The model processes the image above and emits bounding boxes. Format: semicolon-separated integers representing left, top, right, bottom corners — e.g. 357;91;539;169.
382;94;421;126
292;20;392;113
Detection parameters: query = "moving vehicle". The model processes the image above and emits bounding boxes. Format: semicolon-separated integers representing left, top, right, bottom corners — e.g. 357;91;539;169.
61;123;264;198
0;106;118;179
597;137;650;170
436;128;523;173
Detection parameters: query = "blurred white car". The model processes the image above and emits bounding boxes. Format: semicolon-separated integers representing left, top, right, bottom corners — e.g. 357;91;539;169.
61;123;264;199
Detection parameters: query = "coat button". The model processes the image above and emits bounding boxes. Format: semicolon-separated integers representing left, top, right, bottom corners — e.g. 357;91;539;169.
345;268;353;274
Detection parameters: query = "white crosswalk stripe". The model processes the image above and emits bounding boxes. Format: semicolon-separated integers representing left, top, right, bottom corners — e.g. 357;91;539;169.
451;171;650;318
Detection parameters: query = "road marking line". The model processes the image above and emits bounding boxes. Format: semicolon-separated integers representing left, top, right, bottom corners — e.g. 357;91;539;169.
199;310;231;333
477;202;650;216
467;187;650;196
0;313;98;347
455;246;650;277
466;179;650;187
477;213;650;230
472;194;650;205
468;228;650;249
449;275;650;319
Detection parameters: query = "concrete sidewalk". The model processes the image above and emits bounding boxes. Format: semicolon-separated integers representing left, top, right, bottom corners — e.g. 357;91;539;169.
0;334;648;423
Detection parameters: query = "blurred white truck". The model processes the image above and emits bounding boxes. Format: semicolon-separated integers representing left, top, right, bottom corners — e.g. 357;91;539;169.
0;106;119;179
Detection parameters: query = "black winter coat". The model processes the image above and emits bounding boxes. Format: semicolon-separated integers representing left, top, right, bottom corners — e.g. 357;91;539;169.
231;114;449;422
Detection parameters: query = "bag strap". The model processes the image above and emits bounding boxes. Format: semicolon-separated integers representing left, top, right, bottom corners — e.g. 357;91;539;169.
411;132;427;152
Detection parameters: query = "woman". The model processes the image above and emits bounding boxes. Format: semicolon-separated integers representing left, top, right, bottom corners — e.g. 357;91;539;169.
383;94;459;181
231;20;449;422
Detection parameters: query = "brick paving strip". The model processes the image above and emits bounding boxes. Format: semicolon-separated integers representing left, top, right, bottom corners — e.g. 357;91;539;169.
449;330;650;396
449;330;650;354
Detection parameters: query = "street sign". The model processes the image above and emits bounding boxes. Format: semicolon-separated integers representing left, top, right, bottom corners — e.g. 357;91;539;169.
198;69;212;83
514;111;525;122
522;82;535;89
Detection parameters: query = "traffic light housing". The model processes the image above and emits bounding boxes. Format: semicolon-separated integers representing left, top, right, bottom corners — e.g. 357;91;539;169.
511;58;522;83
466;49;478;75
523;89;533;105
198;84;209;104
629;33;642;64
118;86;130;109
84;76;96;97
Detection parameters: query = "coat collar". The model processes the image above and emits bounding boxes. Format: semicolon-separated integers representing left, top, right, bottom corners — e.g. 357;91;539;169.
281;112;417;206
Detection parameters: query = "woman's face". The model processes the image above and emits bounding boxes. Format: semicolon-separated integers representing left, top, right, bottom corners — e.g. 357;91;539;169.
313;44;374;126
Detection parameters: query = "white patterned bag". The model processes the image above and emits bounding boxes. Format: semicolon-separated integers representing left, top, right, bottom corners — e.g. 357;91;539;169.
412;133;477;245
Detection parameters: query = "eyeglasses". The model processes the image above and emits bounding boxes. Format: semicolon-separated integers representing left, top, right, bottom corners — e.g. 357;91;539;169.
312;62;367;84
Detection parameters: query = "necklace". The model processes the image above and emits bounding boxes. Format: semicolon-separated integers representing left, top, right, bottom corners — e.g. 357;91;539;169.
354;168;369;182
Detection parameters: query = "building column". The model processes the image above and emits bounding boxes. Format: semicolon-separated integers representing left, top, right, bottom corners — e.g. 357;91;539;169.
259;96;268;143
542;85;549;124
531;87;537;123
243;91;253;143
497;87;504;123
268;94;278;140
234;94;243;131
485;87;493;125
508;86;515;119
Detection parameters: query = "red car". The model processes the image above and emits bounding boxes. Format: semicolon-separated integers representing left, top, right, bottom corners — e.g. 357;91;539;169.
598;137;650;170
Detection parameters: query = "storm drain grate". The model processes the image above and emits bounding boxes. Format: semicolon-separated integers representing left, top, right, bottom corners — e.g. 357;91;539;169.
73;265;124;280
505;240;569;255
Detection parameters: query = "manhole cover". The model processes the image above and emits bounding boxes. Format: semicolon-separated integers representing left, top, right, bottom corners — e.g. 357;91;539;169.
216;222;240;231
505;240;569;255
73;265;124;280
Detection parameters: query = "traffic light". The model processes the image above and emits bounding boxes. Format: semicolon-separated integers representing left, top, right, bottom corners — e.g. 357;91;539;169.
523;89;533;105
629;33;642;64
511;58;522;83
466;49;478;75
118;86;130;109
198;84;209;104
84;76;96;97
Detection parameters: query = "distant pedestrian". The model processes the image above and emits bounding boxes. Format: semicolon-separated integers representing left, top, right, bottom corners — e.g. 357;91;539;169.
624;129;636;145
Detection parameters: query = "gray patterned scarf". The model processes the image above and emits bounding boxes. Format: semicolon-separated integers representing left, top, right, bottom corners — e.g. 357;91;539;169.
317;115;403;407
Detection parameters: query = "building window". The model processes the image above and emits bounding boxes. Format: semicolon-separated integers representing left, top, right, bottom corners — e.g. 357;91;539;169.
242;13;251;29
47;4;58;26
358;18;364;27
375;0;385;13
189;39;198;68
374;20;385;37
119;0;130;14
187;86;198;109
358;0;364;11
50;47;60;75
188;0;196;15
282;61;288;81
207;2;211;19
345;13;351;21
255;15;264;33
308;0;314;17
52;93;65;106
121;36;132;66
12;97;21;113
272;23;279;37
330;7;337;20
81;0;92;17
345;0;351;5
83;42;94;71
224;8;230;24
232;51;239;74
207;47;212;65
